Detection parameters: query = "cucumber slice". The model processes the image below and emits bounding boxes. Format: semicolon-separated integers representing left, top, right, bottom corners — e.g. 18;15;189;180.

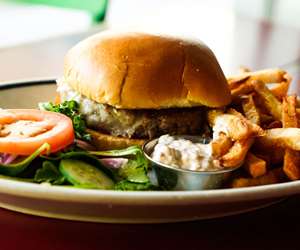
59;159;114;189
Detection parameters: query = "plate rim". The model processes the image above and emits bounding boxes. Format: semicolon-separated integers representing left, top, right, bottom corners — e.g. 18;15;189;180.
0;78;56;90
1;79;300;205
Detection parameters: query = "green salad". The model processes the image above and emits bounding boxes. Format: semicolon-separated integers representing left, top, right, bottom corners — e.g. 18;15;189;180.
0;101;156;191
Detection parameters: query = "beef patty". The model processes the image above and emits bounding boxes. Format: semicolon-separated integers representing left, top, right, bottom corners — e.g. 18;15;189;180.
58;80;204;139
89;106;204;139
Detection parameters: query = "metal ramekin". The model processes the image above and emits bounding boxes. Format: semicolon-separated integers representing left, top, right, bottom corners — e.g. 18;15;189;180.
143;135;240;191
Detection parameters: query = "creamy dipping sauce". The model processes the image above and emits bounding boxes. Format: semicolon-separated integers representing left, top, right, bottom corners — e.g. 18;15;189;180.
151;135;221;171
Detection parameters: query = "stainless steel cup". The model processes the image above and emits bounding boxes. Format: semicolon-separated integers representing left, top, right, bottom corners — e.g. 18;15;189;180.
143;135;240;190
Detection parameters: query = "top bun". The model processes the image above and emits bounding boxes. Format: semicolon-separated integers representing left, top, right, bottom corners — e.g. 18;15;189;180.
64;31;231;109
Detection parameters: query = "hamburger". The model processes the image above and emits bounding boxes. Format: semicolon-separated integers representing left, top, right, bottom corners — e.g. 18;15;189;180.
57;31;231;149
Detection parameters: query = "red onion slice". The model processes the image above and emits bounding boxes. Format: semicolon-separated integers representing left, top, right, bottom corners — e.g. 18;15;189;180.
75;139;96;151
99;158;128;169
0;153;17;165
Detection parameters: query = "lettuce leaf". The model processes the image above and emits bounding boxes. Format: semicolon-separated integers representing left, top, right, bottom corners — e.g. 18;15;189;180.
39;100;91;141
41;150;114;179
90;146;153;190
114;180;155;191
34;161;65;185
0;143;50;176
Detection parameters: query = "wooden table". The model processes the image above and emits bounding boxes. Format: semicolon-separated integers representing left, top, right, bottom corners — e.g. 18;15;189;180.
1;14;300;250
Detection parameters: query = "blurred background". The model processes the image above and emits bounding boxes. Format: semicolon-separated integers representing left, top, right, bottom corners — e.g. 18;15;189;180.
1;0;300;92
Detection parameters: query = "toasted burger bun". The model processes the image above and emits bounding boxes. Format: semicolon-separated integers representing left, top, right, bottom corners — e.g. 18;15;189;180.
64;31;231;109
87;129;145;150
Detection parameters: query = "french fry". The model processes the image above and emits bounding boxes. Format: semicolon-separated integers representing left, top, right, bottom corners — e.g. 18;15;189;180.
297;96;300;108
296;108;300;118
265;120;282;129
260;113;274;125
252;94;272;115
230;168;284;188
255;128;300;151
282;95;298;128
270;81;290;100
254;153;271;166
225;68;295;187
251;80;282;121
241;95;260;125
231;82;253;98
269;148;286;165
252;144;285;165
283;149;300;180
296;108;300;126
243;152;267;178
207;109;224;127
227;75;250;90
228;68;288;89
210;109;264;168
220;138;253;168
209;113;253;141
251;146;285;168
229;68;291;106
227;109;264;137
211;133;233;157
282;95;300;180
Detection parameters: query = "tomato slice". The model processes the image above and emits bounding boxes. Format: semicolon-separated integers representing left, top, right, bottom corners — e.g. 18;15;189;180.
0;109;75;155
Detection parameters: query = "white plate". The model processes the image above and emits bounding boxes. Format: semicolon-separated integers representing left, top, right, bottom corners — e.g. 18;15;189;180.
0;80;299;223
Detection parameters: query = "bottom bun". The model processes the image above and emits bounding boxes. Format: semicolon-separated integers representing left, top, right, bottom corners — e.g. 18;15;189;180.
87;129;146;150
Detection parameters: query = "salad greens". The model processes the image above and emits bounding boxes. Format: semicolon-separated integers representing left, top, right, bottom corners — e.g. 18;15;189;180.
0;143;155;191
115;180;154;191
0;100;155;190
39;100;91;141
59;159;114;189
90;146;152;190
34;161;65;185
0;143;50;176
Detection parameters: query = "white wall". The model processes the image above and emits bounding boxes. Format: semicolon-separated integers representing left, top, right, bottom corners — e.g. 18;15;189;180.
0;2;91;48
273;0;300;27
234;0;300;28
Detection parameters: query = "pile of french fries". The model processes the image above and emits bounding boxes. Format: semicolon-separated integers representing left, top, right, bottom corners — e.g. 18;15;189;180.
209;67;300;188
